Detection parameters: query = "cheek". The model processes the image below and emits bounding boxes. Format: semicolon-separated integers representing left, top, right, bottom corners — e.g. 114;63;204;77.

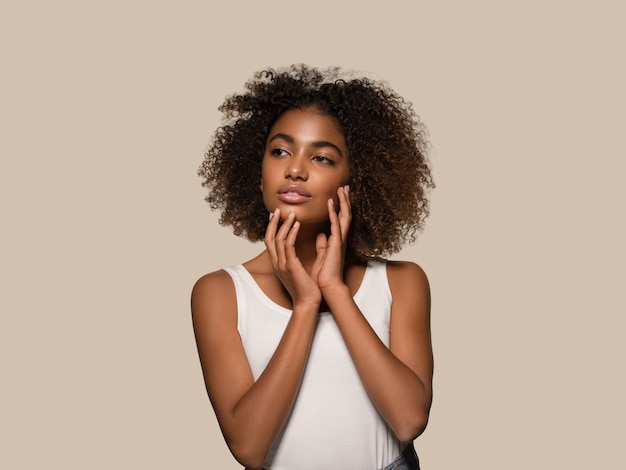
332;169;350;194
260;176;272;207
260;159;272;192
260;158;280;187
321;179;345;208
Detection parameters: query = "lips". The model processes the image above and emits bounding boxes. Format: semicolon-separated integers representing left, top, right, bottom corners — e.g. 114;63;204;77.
277;185;311;203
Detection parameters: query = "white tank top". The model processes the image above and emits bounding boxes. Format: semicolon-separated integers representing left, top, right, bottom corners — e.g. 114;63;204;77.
223;260;402;469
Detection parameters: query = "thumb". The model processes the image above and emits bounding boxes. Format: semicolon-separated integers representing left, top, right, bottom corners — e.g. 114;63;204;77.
312;233;328;277
315;232;328;255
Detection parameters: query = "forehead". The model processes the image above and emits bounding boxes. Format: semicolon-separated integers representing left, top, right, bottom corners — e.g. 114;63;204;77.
269;108;346;145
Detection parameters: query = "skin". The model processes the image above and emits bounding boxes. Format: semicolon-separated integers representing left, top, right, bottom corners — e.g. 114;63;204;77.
191;107;433;470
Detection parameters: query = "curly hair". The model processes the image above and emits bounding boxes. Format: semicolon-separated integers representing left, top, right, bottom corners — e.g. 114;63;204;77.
199;64;434;261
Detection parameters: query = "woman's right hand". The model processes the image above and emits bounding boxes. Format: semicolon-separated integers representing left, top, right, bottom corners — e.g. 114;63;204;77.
264;208;322;308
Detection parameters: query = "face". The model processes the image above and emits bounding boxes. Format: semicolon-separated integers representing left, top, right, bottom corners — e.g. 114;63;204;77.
261;107;350;225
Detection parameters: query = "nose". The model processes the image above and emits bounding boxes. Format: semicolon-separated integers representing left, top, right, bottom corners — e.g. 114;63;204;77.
284;154;308;180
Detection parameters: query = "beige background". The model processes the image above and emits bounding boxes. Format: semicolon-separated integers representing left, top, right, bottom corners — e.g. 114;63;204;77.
2;1;624;468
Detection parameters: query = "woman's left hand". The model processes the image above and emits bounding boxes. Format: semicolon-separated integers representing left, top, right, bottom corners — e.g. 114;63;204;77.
312;185;352;290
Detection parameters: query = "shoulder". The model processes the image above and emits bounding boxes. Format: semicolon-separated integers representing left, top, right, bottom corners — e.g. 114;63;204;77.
192;269;235;302
386;260;430;293
191;269;238;324
385;260;431;312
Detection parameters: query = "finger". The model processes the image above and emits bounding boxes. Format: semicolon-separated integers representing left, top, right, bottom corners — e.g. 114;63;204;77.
264;208;280;265
337;186;352;239
336;186;348;216
275;211;296;270
312;233;328;280
284;219;300;267
344;185;352;211
265;208;280;239
315;232;328;258
327;198;339;229
327;198;341;241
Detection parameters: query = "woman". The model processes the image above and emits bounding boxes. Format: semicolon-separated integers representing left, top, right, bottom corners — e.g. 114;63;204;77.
192;64;434;469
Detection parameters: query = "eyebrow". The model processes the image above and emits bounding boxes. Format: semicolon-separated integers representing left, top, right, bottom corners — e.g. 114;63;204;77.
268;133;345;157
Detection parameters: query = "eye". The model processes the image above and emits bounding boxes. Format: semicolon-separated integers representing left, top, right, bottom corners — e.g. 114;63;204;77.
270;148;290;157
312;155;334;165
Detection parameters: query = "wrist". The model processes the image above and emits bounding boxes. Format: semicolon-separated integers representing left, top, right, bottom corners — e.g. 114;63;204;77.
320;282;350;299
292;295;322;314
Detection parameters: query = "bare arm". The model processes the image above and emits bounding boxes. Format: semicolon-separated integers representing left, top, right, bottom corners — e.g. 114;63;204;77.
316;186;433;442
191;212;322;469
322;261;433;442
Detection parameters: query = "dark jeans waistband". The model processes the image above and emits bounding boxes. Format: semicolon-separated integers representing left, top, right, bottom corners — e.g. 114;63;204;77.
382;443;420;470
